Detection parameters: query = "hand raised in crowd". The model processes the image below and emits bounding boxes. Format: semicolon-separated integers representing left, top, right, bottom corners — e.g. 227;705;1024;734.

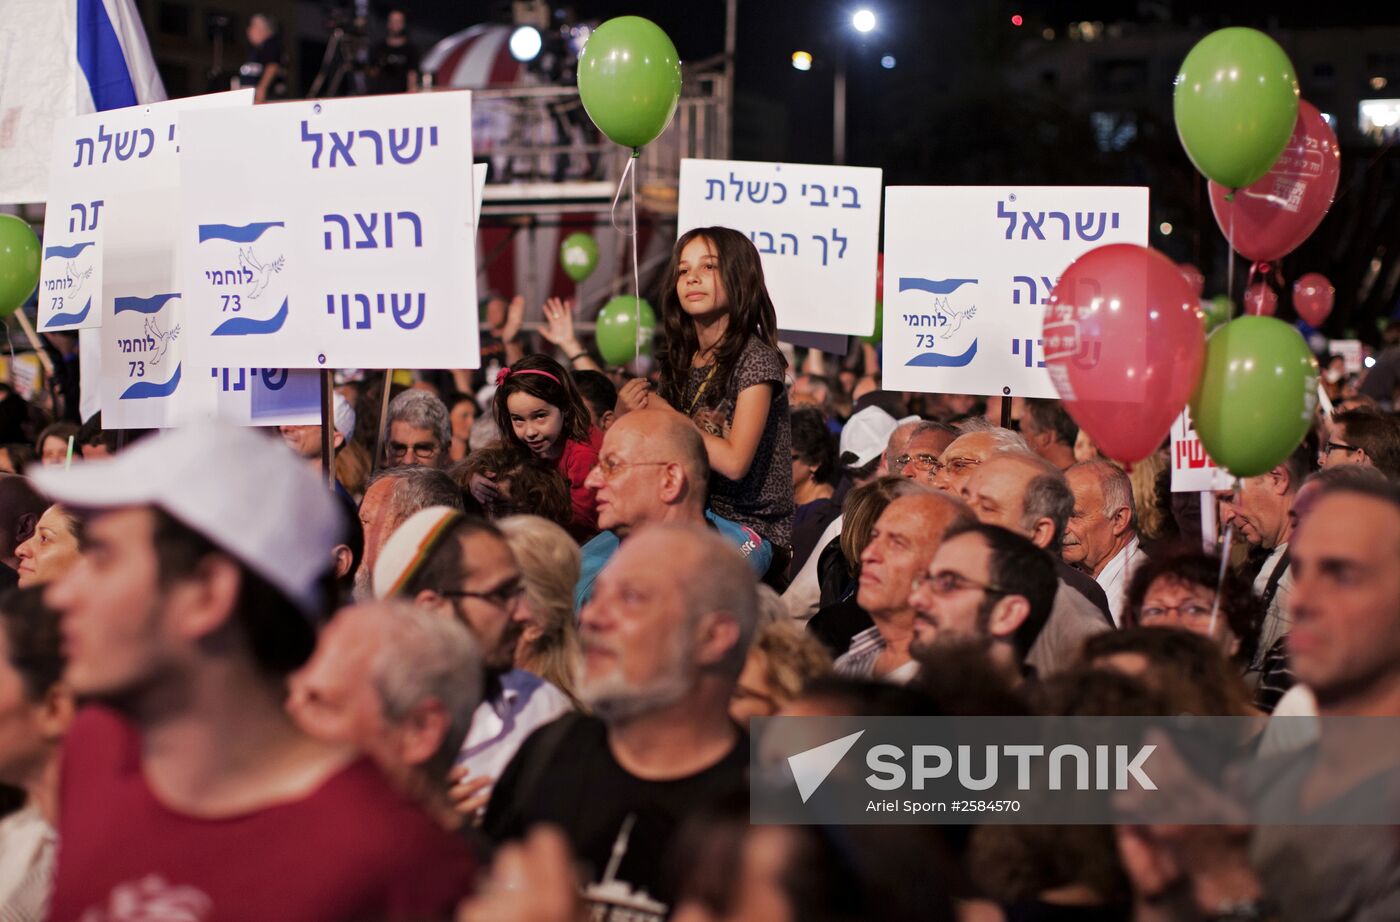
615;378;652;416
447;764;494;821
539;298;578;349
457;826;581;922
541;298;601;372
500;295;526;344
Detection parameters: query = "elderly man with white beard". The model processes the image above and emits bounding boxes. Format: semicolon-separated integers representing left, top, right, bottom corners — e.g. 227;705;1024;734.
484;523;757;919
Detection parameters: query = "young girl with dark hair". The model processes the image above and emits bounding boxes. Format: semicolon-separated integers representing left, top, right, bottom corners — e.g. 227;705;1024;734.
623;226;793;566
478;354;601;540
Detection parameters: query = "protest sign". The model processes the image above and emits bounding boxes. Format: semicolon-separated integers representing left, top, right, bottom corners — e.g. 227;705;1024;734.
39;92;252;333
677;159;881;337
882;186;1149;397
179;91;479;370
79;93;254;428
1170;407;1235;493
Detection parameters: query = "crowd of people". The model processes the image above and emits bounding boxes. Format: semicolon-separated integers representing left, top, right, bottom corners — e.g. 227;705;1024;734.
0;224;1398;922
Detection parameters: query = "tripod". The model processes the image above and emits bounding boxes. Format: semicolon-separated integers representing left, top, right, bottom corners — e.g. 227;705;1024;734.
307;25;370;98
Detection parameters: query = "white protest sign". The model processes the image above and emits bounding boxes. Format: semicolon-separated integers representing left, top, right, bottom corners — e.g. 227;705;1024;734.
210;367;320;425
39;92;252;333
1330;338;1364;375
179;91;479;370
677;159;881;336
1170;407;1235;493
85;93;255;429
188;160;487;428
882;186;1149;398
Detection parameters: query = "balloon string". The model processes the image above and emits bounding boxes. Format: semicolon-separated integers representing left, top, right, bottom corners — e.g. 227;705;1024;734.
609;153;637;237
631;151;641;363
608;150;643;365
1207;487;1236;639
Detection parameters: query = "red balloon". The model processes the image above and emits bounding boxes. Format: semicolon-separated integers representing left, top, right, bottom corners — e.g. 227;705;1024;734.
1208;100;1340;262
1293;272;1335;327
1244;282;1278;316
1044;244;1205;463
876;252;884;301
1178;263;1205;297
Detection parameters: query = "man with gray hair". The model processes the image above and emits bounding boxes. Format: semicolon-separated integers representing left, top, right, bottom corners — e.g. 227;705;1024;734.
960;454;1113;676
485;523;756;917
893;421;959;485
830;486;975;683
1064;460;1146;625
932;422;1036;495
354;466;462;600
288;600;483;831
383;389;452;470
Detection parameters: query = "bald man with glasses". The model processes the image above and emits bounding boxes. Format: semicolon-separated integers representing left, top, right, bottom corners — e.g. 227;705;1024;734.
575;410;772;610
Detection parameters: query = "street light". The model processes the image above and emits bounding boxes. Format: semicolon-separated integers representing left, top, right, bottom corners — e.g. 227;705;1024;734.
508;25;543;62
794;9;885;164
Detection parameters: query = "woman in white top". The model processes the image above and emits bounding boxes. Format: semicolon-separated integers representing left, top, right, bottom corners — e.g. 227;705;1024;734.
0;587;73;922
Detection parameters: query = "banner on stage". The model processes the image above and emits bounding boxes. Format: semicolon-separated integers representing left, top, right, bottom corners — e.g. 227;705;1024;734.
677;159;882;337
1170;407;1235;493
178;91;479;371
881;186;1149;398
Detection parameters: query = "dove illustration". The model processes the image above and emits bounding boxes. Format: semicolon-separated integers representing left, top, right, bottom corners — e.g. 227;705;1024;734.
64;260;93;293
940;304;976;339
144;316;181;366
239;247;285;300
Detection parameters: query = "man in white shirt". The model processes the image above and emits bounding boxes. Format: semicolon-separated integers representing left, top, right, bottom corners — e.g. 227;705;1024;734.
372;507;572;814
1064;460;1147;625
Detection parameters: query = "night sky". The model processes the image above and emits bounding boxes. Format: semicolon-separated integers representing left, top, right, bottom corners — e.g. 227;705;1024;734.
383;0;1399;171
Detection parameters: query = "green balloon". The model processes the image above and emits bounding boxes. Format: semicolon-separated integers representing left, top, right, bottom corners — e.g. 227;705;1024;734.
595;295;656;366
1174;27;1299;189
577;16;682;149
0;215;41;319
1189;316;1318;478
1201;295;1233;331
560;233;600;283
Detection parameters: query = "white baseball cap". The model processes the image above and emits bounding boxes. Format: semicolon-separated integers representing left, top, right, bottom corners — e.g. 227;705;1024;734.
31;423;343;615
839;406;899;468
332;392;356;444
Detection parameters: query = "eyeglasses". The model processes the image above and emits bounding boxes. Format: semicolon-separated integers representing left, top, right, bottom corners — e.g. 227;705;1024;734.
1139;602;1215;623
591;457;670;481
1322;440;1362;457
895;453;943;474
942;456;982;476
436;579;526;610
386;440;441;461
911;569;1009;597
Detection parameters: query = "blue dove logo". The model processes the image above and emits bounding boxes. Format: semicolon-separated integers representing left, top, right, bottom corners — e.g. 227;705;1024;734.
901;277;980;368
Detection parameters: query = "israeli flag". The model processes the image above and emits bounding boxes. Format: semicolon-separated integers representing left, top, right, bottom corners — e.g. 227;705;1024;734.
0;0;167;204
75;0;168;112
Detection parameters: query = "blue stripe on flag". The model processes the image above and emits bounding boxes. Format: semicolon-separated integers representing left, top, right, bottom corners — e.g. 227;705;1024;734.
76;0;138;111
